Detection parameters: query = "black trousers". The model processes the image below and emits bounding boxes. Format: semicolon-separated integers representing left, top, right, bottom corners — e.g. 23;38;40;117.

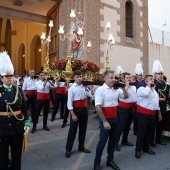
116;107;134;144
26;94;37;121
151;101;166;143
133;107;138;134
52;93;66;118
136;112;155;152
33;99;50;126
66;107;88;151
0;132;23;170
63;95;70;124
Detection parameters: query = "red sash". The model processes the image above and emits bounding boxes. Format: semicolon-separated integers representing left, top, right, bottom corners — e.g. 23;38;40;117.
26;90;37;95
37;92;50;100
119;101;136;109
73;99;87;108
56;87;66;94
102;107;117;119
136;105;156;115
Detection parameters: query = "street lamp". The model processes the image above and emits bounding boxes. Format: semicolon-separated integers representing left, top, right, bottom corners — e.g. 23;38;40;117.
105;21;115;71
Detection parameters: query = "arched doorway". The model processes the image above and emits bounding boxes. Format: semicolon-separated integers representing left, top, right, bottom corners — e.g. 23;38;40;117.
30;35;41;74
5;19;12;57
18;43;25;77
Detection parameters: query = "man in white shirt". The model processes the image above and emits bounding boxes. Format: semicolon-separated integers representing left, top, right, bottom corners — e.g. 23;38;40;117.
14;70;21;86
51;81;66;121
65;70;93;158
115;73;137;151
94;70;128;170
31;72;54;133
135;75;162;159
22;69;37;122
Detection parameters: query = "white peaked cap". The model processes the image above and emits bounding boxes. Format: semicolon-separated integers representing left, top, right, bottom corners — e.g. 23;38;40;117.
152;60;163;75
116;66;124;76
0;51;14;76
135;63;143;75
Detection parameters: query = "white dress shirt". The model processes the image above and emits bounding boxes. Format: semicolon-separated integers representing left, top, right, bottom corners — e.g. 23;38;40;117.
22;77;37;90
137;86;160;110
14;76;21;86
67;82;92;110
95;83;122;107
119;86;137;103
35;80;54;93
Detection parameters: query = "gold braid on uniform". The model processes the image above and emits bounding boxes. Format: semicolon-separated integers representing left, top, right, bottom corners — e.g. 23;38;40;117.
158;83;167;100
5;86;24;121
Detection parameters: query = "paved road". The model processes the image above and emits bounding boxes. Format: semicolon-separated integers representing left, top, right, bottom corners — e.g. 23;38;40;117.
22;110;170;170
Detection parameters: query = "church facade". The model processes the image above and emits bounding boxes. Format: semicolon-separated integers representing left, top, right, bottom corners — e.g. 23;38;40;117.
0;0;148;75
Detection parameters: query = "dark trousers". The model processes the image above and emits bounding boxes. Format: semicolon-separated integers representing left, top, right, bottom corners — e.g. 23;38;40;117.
63;95;70;124
26;94;37;121
50;89;55;106
136;112;155;152
151;101;166;143
0;132;23;170
94;117;118;164
33;99;50;126
116;107;134;144
133;108;138;134
66;107;88;151
52;93;66;118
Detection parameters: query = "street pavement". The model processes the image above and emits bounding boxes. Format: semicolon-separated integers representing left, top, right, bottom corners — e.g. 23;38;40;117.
22;109;170;170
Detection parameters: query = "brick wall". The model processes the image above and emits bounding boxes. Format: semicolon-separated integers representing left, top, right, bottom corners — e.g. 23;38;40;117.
58;0;100;66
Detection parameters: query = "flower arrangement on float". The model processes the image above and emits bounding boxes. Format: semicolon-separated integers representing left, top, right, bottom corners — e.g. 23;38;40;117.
51;58;100;81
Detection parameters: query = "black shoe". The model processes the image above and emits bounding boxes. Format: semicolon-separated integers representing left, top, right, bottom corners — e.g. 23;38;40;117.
51;118;55;122
115;145;121;151
143;149;155;155
65;151;71;158
150;143;156;147
8;158;11;168
94;164;100;170
156;140;166;145
78;148;91;153
106;161;120;170
43;126;50;131
61;123;66;128
135;152;141;159
121;141;134;146
31;127;36;133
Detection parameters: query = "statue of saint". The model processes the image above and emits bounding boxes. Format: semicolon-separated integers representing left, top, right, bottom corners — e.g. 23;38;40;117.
71;12;85;59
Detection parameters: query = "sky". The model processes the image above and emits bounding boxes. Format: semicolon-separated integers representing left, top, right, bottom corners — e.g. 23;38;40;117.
149;0;170;32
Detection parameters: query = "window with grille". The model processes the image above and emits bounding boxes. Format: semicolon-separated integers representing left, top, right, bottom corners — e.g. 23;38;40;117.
125;1;133;37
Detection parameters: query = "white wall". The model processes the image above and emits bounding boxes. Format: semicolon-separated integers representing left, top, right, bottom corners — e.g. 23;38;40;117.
149;42;170;82
102;45;141;74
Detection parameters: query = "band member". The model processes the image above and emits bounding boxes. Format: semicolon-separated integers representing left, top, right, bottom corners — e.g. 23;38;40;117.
133;63;146;135
94;70;128;170
65;70;93;158
135;75;162;159
51;81;66;121
115;72;137;151
151;60;169;146
116;65;124;82
31;72;54;133
0;51;30;170
22;69;37;122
